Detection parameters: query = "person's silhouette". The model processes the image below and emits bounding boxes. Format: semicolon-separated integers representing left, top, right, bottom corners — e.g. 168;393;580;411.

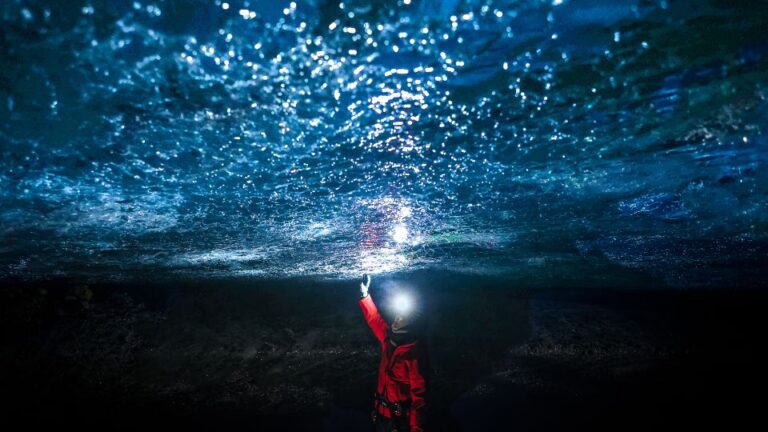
358;275;428;432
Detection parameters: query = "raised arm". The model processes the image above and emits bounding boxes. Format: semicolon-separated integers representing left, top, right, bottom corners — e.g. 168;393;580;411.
358;278;388;343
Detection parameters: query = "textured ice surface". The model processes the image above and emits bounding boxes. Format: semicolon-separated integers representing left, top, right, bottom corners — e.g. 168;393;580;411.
1;0;766;285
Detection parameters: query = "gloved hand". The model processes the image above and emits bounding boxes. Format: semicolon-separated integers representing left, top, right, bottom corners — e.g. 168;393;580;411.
360;274;371;298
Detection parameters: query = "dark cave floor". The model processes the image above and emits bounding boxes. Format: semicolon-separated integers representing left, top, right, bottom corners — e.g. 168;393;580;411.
2;275;766;431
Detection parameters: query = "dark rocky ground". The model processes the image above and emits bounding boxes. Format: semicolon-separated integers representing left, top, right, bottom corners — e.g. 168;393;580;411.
1;273;766;431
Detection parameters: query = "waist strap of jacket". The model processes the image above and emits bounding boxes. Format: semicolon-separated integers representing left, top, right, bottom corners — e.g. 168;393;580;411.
375;393;411;417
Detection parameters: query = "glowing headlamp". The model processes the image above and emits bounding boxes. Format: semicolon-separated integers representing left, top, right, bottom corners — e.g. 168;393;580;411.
391;292;414;316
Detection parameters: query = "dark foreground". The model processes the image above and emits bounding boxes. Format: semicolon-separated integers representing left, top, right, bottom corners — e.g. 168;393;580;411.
1;274;766;431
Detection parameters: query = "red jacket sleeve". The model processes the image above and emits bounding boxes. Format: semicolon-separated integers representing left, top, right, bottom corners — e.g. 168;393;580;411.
359;295;387;343
408;354;427;432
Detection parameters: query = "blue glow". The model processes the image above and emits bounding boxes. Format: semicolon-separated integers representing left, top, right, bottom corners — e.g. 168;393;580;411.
0;0;766;286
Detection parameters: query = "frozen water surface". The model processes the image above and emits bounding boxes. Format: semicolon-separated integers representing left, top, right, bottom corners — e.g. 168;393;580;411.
1;0;766;285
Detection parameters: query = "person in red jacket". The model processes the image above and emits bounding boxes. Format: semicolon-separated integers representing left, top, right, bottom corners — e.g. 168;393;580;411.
358;275;428;432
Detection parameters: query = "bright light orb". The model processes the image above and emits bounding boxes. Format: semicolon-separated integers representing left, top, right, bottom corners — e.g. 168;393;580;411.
399;206;412;218
392;224;408;243
392;292;413;315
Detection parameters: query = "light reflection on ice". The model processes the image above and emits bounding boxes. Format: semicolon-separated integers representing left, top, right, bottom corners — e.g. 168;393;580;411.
360;247;410;276
391;224;409;244
173;249;270;265
0;0;765;285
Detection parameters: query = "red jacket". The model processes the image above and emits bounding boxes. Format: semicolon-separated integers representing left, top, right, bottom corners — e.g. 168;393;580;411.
359;295;427;432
